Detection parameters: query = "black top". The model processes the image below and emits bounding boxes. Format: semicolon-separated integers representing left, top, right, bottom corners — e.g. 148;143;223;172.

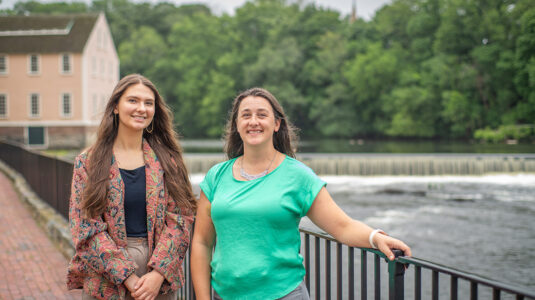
120;166;148;237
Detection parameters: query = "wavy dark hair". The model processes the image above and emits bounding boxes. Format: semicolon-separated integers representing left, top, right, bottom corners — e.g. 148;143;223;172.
81;74;196;218
224;87;297;159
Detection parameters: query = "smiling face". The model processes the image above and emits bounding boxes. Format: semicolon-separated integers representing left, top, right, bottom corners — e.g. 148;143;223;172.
113;83;155;133
236;96;281;148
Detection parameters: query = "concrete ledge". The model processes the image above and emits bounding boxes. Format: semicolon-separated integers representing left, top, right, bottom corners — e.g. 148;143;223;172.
0;159;74;260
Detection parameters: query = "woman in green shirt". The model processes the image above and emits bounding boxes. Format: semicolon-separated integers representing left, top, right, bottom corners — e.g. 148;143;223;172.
191;88;411;300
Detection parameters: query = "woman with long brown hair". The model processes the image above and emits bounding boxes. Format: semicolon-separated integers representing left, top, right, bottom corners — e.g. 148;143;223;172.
67;74;196;300
191;88;411;299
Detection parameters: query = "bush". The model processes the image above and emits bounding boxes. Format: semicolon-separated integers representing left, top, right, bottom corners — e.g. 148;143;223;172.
474;125;535;143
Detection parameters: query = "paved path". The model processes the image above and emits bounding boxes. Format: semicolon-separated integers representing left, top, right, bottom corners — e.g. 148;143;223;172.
0;171;81;300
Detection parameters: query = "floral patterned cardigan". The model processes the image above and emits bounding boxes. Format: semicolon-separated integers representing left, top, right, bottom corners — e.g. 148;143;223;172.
67;140;194;299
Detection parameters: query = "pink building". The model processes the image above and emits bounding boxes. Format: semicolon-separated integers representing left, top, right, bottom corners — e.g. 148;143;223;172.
0;13;119;148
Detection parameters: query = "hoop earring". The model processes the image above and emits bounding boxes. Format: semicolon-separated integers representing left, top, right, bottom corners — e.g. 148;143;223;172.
146;121;154;134
114;113;118;128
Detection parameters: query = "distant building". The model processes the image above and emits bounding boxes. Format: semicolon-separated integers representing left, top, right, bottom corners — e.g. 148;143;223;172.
0;13;119;148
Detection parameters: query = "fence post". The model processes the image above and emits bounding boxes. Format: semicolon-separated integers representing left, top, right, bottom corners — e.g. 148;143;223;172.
388;249;406;300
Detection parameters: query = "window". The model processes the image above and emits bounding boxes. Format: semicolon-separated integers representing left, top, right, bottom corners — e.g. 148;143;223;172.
27;126;45;146
0;94;7;118
29;54;39;74
61;93;72;117
29;93;40;117
0;55;7;74
61;54;72;74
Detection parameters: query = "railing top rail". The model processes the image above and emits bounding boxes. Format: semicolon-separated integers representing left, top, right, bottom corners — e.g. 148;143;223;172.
0;139;75;164
299;227;535;298
397;256;535;298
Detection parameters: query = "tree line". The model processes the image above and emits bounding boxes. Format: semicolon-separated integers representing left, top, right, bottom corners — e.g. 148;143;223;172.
3;0;535;141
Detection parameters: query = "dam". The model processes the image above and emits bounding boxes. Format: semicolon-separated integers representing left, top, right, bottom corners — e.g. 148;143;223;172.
184;153;535;176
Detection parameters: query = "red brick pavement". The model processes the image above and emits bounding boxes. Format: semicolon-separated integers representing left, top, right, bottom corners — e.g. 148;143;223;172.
0;171;82;300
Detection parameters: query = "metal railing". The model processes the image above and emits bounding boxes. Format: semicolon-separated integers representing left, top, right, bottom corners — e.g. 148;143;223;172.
297;229;535;300
175;228;535;299
0;140;72;219
1;140;534;299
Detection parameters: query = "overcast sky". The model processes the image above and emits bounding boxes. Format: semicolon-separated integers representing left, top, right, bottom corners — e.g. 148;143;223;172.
1;0;392;20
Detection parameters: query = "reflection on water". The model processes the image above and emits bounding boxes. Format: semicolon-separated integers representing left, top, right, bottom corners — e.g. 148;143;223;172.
181;139;535;153
300;139;535;153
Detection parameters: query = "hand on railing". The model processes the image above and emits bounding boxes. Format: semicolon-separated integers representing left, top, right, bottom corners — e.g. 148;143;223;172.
373;231;412;261
388;249;410;270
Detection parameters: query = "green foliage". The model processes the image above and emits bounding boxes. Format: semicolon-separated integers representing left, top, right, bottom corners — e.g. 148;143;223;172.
474;125;535;143
118;26;165;76
441;90;482;137
8;0;535;140
12;0;88;14
344;42;402;134
383;84;438;137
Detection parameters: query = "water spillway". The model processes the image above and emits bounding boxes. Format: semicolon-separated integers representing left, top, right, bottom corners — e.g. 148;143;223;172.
184;153;535;176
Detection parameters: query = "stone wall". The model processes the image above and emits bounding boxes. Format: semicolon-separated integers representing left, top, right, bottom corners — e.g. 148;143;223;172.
48;126;86;149
0;127;24;144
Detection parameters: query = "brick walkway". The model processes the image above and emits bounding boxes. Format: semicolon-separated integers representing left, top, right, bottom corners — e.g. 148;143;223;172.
0;171;81;300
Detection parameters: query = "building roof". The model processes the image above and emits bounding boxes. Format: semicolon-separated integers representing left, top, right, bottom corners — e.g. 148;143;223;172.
0;14;100;53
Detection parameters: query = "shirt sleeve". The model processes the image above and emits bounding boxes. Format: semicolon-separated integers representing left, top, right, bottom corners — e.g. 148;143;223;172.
199;162;220;203
299;165;327;217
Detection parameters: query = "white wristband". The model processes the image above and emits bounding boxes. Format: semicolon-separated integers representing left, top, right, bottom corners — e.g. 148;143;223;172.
369;229;385;249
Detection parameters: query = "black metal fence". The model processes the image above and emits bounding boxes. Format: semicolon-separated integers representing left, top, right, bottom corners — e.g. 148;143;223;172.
0;140;72;219
297;229;535;300
1;140;534;299
175;228;535;299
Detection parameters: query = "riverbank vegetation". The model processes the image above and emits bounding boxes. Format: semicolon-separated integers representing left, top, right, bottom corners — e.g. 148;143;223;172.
3;0;534;142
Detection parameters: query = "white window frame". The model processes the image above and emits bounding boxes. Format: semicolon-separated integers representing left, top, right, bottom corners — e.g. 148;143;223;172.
0;93;8;118
28;93;40;118
60;53;73;74
60;92;73;118
28;54;40;75
0;55;8;75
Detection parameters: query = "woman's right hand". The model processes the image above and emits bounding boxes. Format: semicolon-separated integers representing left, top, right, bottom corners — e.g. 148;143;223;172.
124;274;140;294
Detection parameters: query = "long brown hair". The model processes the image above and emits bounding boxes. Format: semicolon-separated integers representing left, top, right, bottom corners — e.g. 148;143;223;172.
81;74;196;218
224;87;297;159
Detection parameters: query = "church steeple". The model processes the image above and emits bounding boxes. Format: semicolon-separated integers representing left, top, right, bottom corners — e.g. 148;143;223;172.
350;0;357;23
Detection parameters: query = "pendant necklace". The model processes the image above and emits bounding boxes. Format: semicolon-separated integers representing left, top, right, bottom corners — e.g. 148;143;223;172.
240;151;277;181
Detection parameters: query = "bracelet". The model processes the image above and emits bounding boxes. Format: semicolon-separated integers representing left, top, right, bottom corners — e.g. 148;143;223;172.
369;229;385;249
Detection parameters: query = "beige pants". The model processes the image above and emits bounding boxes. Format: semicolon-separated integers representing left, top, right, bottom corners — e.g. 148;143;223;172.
82;236;177;300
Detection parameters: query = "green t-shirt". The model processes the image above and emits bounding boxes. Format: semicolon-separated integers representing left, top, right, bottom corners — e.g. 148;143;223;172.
200;156;326;299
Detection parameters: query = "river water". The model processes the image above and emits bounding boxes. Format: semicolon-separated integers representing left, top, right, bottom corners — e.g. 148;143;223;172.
190;173;535;297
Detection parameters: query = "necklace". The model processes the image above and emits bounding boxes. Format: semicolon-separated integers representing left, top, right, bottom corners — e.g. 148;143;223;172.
240;152;277;181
